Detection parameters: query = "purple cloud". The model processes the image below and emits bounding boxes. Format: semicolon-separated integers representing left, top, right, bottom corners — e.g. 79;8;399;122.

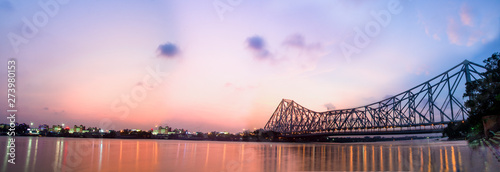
158;42;180;57
246;36;270;58
283;34;305;48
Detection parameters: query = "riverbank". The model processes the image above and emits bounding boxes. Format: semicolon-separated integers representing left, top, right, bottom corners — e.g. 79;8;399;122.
1;133;449;143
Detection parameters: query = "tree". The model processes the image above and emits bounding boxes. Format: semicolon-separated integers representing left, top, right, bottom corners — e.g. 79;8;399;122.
443;121;470;139
15;123;29;135
60;128;70;136
461;53;500;140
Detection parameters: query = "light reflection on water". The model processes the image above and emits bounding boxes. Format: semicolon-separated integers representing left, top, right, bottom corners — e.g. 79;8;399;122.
1;136;499;172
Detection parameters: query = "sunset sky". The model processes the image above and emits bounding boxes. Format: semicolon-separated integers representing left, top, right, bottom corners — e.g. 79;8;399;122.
1;0;499;133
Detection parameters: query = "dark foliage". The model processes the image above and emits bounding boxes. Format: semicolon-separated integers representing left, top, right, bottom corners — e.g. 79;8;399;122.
444;53;500;140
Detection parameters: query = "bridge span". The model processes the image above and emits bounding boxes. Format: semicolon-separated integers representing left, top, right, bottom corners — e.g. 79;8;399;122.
264;60;485;137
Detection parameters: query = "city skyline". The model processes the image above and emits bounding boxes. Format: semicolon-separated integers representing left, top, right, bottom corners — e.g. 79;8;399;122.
1;0;500;133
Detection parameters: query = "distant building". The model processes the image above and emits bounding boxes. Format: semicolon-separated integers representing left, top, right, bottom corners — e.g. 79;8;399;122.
73;125;83;133
87;127;98;133
39;124;49;131
153;126;171;135
28;128;39;135
160;127;165;134
50;125;62;132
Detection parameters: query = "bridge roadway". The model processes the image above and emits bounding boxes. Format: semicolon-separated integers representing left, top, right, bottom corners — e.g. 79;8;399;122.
282;127;445;138
281;121;454;137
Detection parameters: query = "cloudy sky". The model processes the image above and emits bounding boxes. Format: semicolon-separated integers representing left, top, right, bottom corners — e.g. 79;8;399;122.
0;0;499;132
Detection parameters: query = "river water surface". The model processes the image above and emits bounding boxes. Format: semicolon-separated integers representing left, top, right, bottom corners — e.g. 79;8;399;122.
1;136;499;172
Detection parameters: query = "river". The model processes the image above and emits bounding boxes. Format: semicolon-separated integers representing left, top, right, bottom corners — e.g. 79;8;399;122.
1;136;499;172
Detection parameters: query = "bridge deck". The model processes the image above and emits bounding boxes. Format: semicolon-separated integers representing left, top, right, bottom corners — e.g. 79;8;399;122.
283;128;444;138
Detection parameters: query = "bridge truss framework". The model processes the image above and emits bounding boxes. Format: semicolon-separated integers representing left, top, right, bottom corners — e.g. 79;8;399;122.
264;60;485;136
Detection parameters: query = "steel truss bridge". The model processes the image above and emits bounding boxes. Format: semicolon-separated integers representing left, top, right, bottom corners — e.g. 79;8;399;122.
264;60;485;137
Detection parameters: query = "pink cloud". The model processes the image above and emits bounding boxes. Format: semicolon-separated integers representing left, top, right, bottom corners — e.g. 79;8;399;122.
433;33;441;41
466;30;483;47
280;34;328;72
416;11;442;41
460;4;474;26
224;82;258;92
447;18;462;45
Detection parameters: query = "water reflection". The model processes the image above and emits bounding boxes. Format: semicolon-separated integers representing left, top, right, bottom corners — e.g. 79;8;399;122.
1;137;499;172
